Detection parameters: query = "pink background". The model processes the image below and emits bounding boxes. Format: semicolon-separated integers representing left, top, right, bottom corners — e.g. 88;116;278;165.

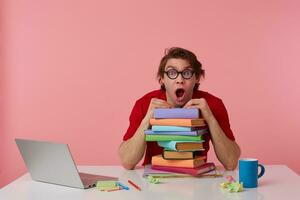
1;0;300;188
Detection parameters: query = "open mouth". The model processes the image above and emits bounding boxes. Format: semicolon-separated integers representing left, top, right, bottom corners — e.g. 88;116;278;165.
175;88;185;98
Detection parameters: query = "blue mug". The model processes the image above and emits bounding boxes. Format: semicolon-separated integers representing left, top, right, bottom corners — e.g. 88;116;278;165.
239;158;265;188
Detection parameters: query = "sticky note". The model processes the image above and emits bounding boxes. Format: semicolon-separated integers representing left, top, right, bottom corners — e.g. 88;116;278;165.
96;181;119;191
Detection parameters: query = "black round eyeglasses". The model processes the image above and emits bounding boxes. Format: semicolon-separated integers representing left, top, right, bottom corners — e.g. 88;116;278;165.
164;69;195;80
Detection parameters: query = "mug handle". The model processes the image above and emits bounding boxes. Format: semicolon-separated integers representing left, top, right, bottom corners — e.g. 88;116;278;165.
258;164;265;179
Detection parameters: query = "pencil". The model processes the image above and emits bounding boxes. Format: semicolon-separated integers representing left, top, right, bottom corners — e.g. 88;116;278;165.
106;187;122;192
128;179;141;191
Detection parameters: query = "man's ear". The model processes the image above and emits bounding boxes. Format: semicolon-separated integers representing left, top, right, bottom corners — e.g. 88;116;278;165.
159;77;164;86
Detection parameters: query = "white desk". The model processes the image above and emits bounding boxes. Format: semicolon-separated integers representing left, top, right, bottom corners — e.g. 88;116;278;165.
0;165;299;200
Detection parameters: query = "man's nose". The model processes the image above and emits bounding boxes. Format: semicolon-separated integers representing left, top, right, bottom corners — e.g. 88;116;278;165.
175;73;184;84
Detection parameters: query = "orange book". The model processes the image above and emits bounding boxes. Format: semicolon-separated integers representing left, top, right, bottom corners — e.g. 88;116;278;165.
150;118;206;127
151;154;206;168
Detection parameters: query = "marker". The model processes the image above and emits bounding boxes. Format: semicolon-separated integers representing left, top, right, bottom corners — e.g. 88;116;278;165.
128;179;141;191
117;182;129;190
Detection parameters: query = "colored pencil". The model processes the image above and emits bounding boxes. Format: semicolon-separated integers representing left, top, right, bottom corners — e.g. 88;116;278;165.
128;179;141;191
117;182;129;190
106;187;122;192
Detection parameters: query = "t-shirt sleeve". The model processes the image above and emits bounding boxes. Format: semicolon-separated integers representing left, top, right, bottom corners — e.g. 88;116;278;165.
123;99;145;141
212;99;235;141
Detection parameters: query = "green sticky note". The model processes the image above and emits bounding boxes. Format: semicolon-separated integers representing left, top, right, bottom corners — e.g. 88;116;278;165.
96;181;118;190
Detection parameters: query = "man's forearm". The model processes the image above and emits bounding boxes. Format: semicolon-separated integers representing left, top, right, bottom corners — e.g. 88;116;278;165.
119;119;149;170
207;117;241;170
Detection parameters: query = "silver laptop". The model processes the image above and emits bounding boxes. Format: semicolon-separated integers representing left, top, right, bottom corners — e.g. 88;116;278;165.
15;138;118;189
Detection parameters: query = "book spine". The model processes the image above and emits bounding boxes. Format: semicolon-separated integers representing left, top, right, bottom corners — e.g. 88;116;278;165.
145;135;203;142
154;108;199;119
151;165;197;175
151;155;205;168
152;125;192;132
151;163;215;176
150;119;205;127
158;141;204;150
145;130;199;136
162;151;197;160
144;129;154;135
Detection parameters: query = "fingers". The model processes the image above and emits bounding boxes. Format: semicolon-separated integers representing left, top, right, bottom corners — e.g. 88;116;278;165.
146;98;172;119
150;98;173;108
183;99;198;108
183;98;208;109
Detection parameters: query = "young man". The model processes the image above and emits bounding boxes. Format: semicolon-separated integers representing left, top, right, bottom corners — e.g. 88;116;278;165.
119;47;240;170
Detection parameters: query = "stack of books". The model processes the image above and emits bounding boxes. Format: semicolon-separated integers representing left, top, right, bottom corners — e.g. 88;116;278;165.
144;108;216;176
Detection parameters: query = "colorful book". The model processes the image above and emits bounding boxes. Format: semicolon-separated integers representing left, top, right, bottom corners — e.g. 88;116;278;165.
152;125;208;132
145;135;203;142
154;108;200;119
158;141;205;151
144;129;207;136
151;162;216;176
162;151;200;160
150;118;206;127
151;154;206;168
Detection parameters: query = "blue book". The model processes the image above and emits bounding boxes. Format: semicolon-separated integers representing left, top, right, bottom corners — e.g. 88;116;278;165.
154;108;200;119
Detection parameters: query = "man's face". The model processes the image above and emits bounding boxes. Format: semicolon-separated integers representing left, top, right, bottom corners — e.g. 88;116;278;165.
161;58;200;107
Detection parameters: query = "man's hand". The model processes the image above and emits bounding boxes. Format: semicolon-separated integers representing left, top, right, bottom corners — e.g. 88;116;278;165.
143;98;173;126
184;98;241;170
183;98;214;122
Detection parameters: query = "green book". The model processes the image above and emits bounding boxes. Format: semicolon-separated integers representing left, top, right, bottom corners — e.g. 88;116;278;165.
145;134;203;141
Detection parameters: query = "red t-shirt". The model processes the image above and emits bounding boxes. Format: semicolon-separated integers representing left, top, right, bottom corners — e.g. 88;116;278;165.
123;89;235;165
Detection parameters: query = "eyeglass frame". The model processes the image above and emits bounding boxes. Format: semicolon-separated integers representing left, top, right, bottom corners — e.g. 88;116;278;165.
163;68;195;80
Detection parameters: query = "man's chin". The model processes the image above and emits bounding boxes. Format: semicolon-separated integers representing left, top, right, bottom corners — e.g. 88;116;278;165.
173;99;187;108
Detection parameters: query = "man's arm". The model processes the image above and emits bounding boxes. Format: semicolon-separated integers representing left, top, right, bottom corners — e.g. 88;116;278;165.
119;98;172;170
184;98;241;170
118;119;148;170
205;116;241;170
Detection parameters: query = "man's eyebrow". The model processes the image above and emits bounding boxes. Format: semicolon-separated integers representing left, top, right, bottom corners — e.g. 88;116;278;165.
184;66;193;70
165;65;193;70
165;65;176;70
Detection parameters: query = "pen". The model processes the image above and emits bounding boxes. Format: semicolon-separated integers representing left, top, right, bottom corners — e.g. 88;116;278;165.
128;179;141;191
117;182;129;190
